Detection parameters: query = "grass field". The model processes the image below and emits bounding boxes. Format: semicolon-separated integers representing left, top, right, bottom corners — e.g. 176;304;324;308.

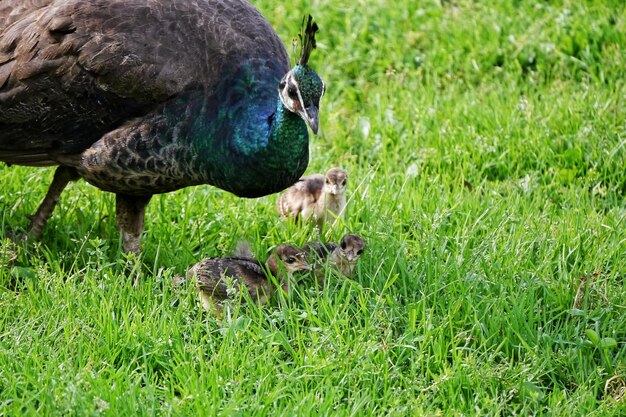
1;0;626;415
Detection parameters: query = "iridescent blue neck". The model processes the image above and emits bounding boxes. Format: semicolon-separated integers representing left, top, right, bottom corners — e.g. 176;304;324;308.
190;86;309;198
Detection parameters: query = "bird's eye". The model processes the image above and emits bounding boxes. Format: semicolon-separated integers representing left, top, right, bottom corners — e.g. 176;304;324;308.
341;242;347;250
279;81;286;90
357;249;363;255
325;179;330;184
342;180;347;186
285;257;296;264
288;86;298;98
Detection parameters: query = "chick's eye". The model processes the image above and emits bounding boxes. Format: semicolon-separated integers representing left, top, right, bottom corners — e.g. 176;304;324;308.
357;249;363;255
342;180;347;186
340;242;347;250
285;257;295;264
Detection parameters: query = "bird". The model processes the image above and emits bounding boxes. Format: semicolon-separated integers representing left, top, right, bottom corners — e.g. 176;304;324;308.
0;2;324;256
302;233;366;284
184;244;310;315
276;167;348;229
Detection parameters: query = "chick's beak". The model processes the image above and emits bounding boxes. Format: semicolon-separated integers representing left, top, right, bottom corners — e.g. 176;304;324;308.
304;105;319;134
345;251;358;262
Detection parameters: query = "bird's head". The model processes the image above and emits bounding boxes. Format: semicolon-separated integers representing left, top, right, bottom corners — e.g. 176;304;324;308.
267;244;311;293
324;167;348;196
267;244;311;275
337;234;366;263
278;15;324;134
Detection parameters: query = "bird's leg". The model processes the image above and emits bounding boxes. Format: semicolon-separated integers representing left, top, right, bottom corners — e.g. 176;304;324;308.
115;194;151;256
27;166;80;240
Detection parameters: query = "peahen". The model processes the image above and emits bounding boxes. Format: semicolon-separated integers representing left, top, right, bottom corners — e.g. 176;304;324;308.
0;1;324;255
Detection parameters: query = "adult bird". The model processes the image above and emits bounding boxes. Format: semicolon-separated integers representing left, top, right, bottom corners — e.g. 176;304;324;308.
0;1;324;255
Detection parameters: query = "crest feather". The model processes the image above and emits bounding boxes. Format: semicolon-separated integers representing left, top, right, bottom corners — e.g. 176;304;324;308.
298;15;319;66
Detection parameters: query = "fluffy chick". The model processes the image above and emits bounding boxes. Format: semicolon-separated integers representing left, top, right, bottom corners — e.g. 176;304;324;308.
303;233;366;283
186;244;310;315
277;167;348;229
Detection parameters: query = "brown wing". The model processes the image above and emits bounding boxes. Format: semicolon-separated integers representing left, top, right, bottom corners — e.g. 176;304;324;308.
0;0;289;165
191;256;269;301
277;174;325;218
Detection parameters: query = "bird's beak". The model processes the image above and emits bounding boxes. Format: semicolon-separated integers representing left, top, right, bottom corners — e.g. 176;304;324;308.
304;105;319;134
345;252;357;262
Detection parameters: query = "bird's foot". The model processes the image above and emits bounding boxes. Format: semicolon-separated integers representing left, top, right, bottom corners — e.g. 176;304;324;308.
121;232;141;257
5;229;28;243
25;213;46;241
14;166;80;243
115;193;151;281
5;211;49;243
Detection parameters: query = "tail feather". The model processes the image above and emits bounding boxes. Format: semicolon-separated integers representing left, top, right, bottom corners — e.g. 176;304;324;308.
0;150;57;166
232;239;255;258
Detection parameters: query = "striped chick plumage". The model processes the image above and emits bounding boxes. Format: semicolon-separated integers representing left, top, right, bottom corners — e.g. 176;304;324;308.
302;233;366;284
187;244;310;314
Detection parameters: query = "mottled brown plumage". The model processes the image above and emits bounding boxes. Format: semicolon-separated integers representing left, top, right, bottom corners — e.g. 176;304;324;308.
0;1;324;256
276;167;347;229
303;233;366;283
186;244;310;314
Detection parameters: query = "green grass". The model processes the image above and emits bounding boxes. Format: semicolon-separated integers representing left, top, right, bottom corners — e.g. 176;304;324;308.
2;0;626;415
